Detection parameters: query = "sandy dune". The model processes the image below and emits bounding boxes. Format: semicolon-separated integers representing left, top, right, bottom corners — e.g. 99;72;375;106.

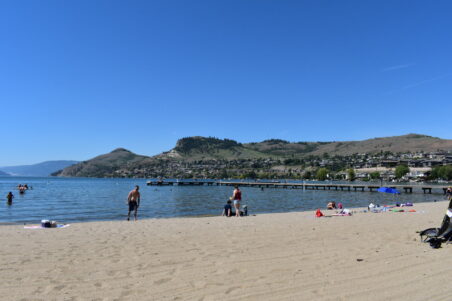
0;201;451;301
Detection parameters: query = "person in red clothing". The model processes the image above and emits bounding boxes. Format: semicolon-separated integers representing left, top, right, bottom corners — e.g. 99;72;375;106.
231;185;242;217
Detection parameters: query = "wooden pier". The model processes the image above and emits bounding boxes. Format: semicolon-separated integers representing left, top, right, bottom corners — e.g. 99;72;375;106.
146;180;450;195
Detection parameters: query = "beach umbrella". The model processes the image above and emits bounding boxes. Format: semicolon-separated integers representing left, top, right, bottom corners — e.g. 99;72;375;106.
377;187;400;203
377;187;400;194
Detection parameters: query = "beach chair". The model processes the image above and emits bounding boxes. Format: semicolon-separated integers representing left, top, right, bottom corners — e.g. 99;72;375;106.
420;200;452;248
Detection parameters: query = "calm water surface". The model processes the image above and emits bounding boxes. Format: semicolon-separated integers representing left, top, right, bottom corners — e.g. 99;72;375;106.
0;177;445;224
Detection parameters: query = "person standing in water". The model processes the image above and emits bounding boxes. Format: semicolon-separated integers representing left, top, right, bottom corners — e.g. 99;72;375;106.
127;185;141;221
6;192;14;205
231;185;242;217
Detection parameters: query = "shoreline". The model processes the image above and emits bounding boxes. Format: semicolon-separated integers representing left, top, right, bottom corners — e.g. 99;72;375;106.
1;198;448;227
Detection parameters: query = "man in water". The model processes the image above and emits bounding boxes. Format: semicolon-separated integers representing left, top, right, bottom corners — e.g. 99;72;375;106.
127;185;141;221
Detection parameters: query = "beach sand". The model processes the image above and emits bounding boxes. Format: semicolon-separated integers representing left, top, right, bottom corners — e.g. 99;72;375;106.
1;201;451;301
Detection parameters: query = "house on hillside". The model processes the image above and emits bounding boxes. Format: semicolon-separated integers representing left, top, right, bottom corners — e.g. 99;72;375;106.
421;159;444;168
379;160;398;168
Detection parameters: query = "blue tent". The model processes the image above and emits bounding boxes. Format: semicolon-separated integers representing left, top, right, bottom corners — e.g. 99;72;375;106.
377;187;400;194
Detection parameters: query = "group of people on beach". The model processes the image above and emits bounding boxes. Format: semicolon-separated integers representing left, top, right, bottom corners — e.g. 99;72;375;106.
326;201;343;210
125;184;245;221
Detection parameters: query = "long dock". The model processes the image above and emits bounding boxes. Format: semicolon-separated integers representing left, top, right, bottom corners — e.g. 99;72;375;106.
146;180;450;194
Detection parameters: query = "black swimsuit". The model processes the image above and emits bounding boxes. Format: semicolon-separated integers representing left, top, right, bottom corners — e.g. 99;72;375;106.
129;201;138;211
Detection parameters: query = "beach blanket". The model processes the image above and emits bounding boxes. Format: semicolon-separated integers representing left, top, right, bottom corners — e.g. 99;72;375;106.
332;209;352;216
24;224;70;229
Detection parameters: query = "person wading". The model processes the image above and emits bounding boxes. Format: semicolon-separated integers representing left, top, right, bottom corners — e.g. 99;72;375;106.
127;185;141;221
6;192;14;205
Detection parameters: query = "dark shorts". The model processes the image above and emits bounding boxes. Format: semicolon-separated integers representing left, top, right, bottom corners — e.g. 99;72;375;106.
128;201;138;211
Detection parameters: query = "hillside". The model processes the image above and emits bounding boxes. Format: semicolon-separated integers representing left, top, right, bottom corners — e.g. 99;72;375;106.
0;160;78;177
54;134;452;178
169;136;273;161
244;134;452;157
307;134;452;156
54;148;149;177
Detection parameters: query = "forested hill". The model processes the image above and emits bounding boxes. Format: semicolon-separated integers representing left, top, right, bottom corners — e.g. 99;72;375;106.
54;134;452;178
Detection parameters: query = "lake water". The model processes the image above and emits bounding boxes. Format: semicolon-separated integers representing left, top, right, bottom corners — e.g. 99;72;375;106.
0;177;444;224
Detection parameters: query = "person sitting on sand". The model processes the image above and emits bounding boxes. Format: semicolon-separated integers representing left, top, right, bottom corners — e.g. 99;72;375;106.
327;201;336;210
6;192;14;205
447;187;452;200
222;200;233;217
127;185;141;221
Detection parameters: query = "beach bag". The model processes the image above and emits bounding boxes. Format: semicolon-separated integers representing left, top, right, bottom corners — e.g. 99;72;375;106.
428;238;442;249
316;209;324;218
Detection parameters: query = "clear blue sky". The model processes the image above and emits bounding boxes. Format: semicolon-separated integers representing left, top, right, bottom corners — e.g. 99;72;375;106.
1;0;451;165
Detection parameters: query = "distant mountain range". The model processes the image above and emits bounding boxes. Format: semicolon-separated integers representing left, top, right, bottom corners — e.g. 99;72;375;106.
53;134;452;178
0;160;79;177
0;170;10;177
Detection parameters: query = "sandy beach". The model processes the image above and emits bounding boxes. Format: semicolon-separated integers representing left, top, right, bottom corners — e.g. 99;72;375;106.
1;201;451;301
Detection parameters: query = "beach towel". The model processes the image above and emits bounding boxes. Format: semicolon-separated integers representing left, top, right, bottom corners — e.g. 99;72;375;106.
24;224;70;229
391;209;404;212
333;209;352;216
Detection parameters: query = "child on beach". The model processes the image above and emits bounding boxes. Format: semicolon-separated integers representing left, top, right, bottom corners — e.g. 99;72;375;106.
222;200;232;217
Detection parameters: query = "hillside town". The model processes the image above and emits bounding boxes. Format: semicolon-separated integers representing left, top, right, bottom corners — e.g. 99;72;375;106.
111;150;452;182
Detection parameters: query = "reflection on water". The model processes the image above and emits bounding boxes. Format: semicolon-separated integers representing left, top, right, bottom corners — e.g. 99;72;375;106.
0;177;444;224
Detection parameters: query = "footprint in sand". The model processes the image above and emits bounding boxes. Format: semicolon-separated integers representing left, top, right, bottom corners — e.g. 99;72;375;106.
94;282;103;288
43;284;65;294
225;286;242;295
119;290;133;298
227;268;247;275
190;280;207;289
32;286;44;294
154;278;172;285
